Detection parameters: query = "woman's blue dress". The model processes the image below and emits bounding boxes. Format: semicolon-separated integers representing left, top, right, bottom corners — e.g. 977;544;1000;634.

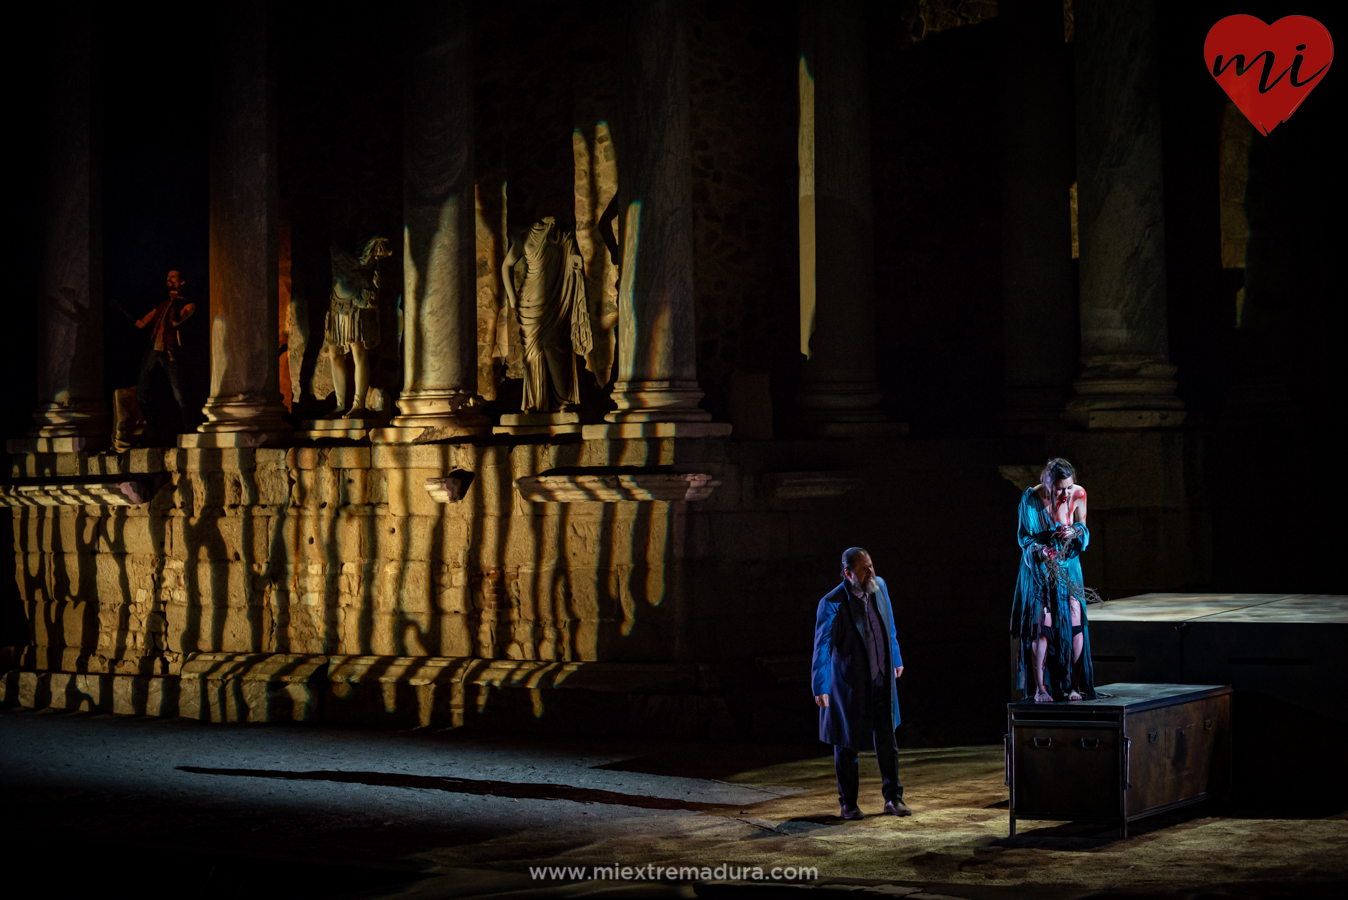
1010;486;1096;701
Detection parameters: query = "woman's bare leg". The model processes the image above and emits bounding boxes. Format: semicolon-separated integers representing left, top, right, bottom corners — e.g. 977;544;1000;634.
1067;597;1084;700
1032;609;1053;703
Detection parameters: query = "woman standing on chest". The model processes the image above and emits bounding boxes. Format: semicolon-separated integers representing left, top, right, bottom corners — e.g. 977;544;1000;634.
1010;458;1096;703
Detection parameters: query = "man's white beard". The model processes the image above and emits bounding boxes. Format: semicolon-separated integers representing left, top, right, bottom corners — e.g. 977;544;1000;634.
861;576;879;595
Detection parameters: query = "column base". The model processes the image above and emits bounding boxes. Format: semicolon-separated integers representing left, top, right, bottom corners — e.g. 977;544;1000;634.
196;395;292;434
1063;356;1185;429
377;389;492;443
605;380;712;423
794;380;904;438
27;402;110;448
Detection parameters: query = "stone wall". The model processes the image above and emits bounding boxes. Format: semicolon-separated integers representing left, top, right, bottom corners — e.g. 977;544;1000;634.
5;430;1213;743
12;443;695;676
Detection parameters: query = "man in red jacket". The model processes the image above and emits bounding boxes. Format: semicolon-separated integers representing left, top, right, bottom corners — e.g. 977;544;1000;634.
132;270;196;431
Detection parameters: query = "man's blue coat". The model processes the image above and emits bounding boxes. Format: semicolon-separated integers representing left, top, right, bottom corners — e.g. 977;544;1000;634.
811;577;903;749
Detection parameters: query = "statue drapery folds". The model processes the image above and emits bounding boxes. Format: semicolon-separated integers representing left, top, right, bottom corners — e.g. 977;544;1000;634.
502;217;593;413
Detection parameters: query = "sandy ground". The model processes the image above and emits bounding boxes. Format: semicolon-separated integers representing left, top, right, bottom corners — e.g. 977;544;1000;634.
1;707;1344;898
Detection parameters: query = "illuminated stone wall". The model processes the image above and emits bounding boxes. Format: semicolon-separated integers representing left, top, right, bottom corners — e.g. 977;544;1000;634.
11;444;696;677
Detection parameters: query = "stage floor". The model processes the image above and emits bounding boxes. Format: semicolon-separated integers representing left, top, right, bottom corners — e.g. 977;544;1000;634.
3;707;1346;899
1091;593;1348;624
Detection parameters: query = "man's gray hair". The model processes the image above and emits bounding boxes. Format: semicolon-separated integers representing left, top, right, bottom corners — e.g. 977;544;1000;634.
841;546;869;578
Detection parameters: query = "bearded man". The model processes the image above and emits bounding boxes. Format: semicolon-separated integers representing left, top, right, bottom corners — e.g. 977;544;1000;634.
811;547;911;820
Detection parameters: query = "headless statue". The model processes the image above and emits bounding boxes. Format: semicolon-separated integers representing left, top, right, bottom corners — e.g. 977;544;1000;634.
325;236;390;417
501;217;592;413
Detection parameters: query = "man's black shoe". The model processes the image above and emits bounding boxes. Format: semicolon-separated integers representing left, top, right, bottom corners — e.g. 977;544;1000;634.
839;803;864;820
884;799;912;817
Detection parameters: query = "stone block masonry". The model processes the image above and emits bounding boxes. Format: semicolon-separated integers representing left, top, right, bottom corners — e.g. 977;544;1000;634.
8;444;697;672
3;432;1209;741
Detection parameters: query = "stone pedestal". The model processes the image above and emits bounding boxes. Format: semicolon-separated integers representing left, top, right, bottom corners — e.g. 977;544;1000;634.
296;417;377;442
603;0;722;435
999;0;1078;434
794;0;900;438
379;1;490;445
28;4;108;450
1065;0;1183;429
493;412;582;437
186;0;292;447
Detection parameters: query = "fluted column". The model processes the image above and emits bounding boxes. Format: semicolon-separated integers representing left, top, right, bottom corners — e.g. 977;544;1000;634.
794;0;899;438
26;2;108;452
999;0;1078;433
184;0;290;447
376;0;489;443
1065;0;1184;429
587;0;728;440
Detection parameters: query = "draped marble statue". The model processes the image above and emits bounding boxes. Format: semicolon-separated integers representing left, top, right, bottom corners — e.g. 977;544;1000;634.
501;217;593;413
325;236;390;418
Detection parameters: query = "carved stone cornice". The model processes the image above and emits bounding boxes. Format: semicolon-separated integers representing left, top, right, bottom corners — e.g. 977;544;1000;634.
0;478;154;507
515;471;719;503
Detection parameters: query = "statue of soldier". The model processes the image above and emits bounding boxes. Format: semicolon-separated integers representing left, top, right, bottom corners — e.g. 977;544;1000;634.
500;217;592;413
325;235;391;418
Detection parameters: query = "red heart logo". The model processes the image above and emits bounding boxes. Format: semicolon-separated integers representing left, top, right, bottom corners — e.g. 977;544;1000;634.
1204;15;1333;135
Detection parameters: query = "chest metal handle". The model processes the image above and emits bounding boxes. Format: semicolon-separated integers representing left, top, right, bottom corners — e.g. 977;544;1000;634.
1148;730;1159;745
1079;737;1100;749
1032;736;1053;748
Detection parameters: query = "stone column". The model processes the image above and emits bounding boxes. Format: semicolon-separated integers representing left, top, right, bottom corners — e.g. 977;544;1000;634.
25;2;108;452
375;0;490;443
1065;0;1184;429
1223;108;1296;428
999;0;1078;433
793;0;898;438
185;0;290;447
587;0;729;440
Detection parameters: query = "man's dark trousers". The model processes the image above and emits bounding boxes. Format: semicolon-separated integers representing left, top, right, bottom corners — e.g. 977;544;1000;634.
137;349;190;431
834;677;903;806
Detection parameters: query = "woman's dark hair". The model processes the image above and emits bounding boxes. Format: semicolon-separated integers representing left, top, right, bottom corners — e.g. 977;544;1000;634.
841;546;869;578
1040;458;1076;499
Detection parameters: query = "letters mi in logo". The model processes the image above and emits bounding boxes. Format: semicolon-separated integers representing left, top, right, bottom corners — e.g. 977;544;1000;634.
1205;15;1333;135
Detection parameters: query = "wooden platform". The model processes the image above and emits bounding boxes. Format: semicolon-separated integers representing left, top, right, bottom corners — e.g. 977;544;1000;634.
1007;683;1232;837
1091;593;1348;624
1090;593;1346;724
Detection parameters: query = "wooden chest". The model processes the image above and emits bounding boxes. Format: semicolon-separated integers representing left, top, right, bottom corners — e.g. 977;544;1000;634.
1005;683;1232;837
